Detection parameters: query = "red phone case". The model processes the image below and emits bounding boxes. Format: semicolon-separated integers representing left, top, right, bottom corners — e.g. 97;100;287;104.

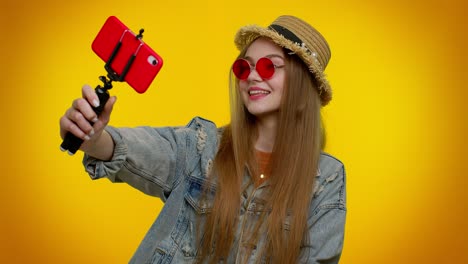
91;16;163;93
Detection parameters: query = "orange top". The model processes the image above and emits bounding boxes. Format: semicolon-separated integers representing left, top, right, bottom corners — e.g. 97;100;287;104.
255;149;272;186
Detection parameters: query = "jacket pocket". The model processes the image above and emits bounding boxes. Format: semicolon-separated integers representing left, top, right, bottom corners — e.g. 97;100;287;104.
184;174;215;214
149;246;168;264
171;173;216;259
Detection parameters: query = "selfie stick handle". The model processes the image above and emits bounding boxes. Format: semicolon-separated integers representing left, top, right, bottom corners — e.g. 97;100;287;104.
60;76;112;155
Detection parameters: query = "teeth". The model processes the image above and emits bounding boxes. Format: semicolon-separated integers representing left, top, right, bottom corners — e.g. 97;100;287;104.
249;90;270;95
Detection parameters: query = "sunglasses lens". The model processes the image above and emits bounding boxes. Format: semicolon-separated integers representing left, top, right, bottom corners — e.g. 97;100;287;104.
256;57;275;79
232;59;251;80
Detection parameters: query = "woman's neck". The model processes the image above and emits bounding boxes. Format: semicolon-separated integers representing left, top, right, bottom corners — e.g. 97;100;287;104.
254;115;278;153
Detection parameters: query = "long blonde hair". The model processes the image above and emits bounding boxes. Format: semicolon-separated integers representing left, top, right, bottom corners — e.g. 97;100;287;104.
198;46;324;263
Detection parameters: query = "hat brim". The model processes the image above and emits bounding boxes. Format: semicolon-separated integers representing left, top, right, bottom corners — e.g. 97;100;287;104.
234;25;332;106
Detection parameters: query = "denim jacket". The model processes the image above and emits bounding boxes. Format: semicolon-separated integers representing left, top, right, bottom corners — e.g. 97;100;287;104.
83;117;346;264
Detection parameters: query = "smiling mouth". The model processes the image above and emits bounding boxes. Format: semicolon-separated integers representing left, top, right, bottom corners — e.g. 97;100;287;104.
248;90;270;96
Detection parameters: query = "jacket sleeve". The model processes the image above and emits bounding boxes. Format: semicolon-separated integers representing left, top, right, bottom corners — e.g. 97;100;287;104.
82;124;190;200
299;160;347;264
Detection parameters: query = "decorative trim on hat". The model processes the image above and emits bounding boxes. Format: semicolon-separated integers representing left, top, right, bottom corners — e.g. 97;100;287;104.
268;24;304;48
268;24;322;69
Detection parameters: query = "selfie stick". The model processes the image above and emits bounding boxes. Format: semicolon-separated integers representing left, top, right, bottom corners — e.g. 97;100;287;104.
60;29;145;155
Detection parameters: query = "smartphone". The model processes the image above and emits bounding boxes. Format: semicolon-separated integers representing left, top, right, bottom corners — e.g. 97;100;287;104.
91;16;163;93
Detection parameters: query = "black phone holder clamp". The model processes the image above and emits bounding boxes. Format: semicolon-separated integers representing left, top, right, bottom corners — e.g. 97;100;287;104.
60;28;144;155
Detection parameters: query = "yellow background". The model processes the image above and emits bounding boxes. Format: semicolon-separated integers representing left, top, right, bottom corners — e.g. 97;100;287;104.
1;0;467;263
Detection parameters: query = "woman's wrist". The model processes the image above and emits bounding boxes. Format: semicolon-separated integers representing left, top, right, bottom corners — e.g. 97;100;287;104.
84;130;115;161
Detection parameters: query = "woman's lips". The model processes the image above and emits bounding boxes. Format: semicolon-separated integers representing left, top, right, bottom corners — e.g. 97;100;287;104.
248;87;270;100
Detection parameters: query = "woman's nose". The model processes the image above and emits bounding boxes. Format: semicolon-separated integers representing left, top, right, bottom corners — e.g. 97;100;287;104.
247;67;262;82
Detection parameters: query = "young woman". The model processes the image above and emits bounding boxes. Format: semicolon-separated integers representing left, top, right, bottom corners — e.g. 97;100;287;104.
59;15;346;264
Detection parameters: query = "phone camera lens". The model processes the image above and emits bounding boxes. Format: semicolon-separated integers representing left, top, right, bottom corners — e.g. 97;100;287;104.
147;55;158;66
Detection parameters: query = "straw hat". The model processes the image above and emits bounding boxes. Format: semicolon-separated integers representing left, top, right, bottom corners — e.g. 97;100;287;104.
234;15;332;106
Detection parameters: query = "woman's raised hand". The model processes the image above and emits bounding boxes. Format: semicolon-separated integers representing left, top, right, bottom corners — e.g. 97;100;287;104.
59;84;117;159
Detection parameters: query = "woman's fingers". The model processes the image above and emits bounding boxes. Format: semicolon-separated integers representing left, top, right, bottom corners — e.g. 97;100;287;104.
68;103;96;135
59;112;90;141
72;97;98;121
59;85;99;141
82;84;100;108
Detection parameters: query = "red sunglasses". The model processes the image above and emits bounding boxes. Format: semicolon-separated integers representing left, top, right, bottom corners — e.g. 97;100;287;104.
232;57;284;80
